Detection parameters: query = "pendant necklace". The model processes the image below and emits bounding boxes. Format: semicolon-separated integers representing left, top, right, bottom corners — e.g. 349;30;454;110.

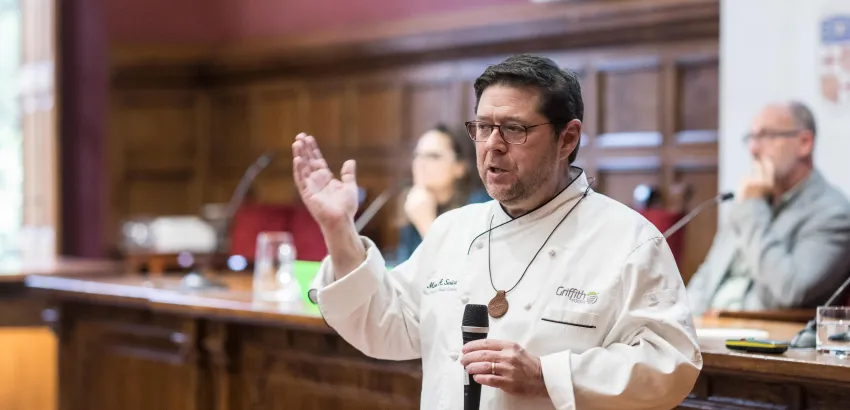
486;185;591;319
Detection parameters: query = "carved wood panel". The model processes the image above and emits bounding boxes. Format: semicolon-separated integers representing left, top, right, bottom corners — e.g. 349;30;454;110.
58;304;201;410
107;7;720;278
234;325;421;410
108;90;208;244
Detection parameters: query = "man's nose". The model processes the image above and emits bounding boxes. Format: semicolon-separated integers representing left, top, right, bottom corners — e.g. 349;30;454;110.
483;128;508;153
748;138;761;157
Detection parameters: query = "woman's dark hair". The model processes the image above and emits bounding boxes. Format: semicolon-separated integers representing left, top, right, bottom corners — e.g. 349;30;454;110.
431;123;482;210
396;124;483;228
473;53;584;162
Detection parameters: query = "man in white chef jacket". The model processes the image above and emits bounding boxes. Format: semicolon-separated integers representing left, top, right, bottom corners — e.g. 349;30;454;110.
293;54;702;410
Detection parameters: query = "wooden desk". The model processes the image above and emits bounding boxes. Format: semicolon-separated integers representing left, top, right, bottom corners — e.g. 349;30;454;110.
0;257;125;326
25;274;850;410
0;258;124;410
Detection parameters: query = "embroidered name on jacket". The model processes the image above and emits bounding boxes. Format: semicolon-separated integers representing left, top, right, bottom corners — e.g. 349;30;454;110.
423;278;458;294
556;286;599;304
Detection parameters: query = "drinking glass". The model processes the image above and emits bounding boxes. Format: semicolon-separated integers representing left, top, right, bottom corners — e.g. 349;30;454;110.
816;306;850;357
253;232;300;302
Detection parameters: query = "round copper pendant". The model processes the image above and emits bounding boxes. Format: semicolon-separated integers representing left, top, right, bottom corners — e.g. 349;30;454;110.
488;290;509;318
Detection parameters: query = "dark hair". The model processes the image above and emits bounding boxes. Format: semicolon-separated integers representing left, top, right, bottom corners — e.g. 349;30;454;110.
432;123;483;209
395;124;483;228
473;53;584;162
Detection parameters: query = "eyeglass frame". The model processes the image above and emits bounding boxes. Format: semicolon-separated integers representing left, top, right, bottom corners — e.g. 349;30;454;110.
464;120;558;145
741;129;804;144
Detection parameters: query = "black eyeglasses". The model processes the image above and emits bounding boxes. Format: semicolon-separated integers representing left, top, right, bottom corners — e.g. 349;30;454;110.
742;129;801;143
464;121;553;145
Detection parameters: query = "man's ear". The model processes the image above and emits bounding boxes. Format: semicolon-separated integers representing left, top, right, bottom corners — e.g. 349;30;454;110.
799;130;815;157
558;119;582;161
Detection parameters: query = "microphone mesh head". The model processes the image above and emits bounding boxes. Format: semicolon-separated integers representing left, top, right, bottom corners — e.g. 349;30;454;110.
462;304;489;327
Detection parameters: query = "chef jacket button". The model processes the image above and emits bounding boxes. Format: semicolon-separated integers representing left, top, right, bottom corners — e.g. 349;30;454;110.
548;249;556;257
450;352;459;361
461;296;470;304
476;242;484;249
525;302;532;310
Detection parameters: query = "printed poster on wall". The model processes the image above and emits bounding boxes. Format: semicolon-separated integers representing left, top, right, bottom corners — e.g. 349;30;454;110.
820;10;850;105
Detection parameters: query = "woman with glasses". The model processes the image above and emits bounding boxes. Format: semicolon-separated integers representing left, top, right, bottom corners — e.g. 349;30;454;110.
394;124;491;262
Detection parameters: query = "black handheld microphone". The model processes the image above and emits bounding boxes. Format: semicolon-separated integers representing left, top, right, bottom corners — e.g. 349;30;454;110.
663;192;734;238
462;304;489;410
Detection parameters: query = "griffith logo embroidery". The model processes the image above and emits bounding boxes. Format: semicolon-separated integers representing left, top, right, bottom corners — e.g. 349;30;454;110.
423;278;458;295
556;286;599;304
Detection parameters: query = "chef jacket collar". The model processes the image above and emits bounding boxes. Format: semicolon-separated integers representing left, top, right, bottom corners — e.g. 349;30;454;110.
492;166;591;227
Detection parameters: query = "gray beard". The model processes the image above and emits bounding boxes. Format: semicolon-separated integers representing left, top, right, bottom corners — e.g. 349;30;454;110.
483;152;559;208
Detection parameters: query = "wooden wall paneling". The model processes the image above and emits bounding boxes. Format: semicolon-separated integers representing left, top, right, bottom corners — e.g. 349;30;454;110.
305;85;346;159
673;165;718;283
106;1;721;267
596;160;663;206
210;91;253;173
671;55;720;282
112;90;204;221
58;304;202;410
405;81;463;144
352;82;404;154
192;92;211;221
252;87;303;160
234;325;421;410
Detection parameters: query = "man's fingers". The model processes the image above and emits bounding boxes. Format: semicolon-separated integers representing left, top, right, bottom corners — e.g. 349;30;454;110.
304;135;329;169
307;135;325;161
763;158;775;183
293;156;309;193
472;375;511;390
462;338;511;354
341;160;357;184
465;360;511;376
459;350;504;366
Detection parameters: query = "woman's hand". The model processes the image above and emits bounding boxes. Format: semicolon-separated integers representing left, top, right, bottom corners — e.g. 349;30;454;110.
404;185;438;237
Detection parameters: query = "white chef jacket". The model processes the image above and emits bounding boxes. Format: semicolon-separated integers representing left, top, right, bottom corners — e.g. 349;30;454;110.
311;168;702;410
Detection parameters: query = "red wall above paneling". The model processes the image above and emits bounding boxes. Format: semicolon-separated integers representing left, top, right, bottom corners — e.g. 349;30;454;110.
106;0;224;45
107;0;525;46
217;0;526;42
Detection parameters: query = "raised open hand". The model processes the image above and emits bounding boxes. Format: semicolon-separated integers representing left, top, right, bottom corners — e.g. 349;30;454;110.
292;133;359;229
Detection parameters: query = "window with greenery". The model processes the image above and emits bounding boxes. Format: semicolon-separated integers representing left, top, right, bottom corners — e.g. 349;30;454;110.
0;0;23;261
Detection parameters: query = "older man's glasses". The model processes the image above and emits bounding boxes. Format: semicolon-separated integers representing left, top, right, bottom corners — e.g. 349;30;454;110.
465;121;553;145
742;129;801;144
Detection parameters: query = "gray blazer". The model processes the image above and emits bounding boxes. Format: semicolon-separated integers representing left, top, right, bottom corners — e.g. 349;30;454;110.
687;170;850;316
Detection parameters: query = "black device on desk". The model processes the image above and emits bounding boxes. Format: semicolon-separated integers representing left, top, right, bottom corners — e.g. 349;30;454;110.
725;338;789;354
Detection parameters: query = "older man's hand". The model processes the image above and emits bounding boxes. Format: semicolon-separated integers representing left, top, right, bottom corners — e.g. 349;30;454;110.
736;157;775;201
460;339;548;396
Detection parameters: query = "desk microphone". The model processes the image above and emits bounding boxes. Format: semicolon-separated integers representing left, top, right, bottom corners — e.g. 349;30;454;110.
790;274;850;349
354;181;404;233
180;149;278;291
462;304;489;410
663;192;734;238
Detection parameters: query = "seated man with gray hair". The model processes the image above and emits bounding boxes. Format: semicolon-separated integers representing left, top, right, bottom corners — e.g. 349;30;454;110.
687;101;850;316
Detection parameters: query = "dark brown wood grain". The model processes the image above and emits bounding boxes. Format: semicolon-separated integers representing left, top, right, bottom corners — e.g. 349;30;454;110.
107;0;721;282
25;274;850;409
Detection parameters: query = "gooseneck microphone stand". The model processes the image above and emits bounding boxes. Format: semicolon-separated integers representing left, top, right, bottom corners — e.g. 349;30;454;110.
180;150;278;291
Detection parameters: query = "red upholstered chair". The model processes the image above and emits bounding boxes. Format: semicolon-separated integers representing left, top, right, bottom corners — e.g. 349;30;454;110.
229;202;327;263
287;204;328;262
638;209;686;265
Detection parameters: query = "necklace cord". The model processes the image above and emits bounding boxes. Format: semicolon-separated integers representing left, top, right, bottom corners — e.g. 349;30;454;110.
488;184;592;294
